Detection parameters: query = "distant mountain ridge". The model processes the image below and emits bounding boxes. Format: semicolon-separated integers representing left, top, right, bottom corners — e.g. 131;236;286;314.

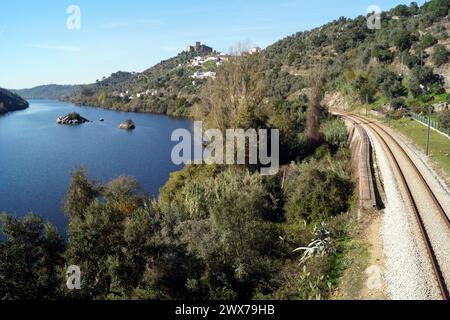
0;88;29;114
12;84;81;100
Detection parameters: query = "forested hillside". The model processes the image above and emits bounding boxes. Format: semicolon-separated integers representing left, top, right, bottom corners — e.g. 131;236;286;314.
12;84;81;100
0;88;29;114
64;1;449;119
67;50;217;117
264;0;449;112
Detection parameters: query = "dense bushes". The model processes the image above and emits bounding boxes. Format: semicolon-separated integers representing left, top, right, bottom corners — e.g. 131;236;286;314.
409;66;444;98
284;148;353;223
0;214;65;299
322;118;349;148
174;168;281;299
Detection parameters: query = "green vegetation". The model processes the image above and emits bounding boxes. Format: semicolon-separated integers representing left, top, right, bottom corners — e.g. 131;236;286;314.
0;88;29;114
1;0;449;300
12;84;80;100
392;117;450;175
263;0;449;113
0;213;65;299
66;51;213;117
60;0;449;121
0;131;354;300
1;54;356;301
432;44;449;67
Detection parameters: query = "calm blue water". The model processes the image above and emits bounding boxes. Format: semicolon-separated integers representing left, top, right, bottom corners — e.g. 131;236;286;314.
0;100;192;232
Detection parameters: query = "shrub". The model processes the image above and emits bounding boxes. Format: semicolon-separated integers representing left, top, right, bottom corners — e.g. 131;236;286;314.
322;118;348;148
391;97;406;110
372;45;393;63
432;44;449;67
177;168;281;299
418;33;437;50
392;28;414;51
422;0;450;18
392;108;409;120
0;213;65;300
409;66;444;98
439;110;450;130
284;159;353;223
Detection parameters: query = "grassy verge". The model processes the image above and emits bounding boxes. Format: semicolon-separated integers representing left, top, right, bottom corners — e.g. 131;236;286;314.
391;118;450;176
357;106;450;177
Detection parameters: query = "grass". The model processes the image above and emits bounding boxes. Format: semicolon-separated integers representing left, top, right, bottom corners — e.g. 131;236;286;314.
391;117;450;176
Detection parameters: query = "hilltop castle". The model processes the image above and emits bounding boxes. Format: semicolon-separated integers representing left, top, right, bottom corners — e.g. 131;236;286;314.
186;42;213;53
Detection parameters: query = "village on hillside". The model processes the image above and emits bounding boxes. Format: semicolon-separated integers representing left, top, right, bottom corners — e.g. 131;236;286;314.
114;42;262;100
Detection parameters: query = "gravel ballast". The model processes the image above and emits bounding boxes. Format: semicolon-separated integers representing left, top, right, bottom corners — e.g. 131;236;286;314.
363;124;440;300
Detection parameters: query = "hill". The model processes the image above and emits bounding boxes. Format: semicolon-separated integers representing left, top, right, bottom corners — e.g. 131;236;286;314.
12;84;81;100
263;0;449;111
0;88;29;114
65;1;449;119
66;45;222;117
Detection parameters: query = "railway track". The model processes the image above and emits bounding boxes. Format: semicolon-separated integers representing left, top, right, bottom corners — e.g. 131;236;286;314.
339;112;450;300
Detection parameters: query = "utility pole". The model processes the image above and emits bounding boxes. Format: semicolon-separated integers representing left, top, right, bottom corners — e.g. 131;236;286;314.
426;106;432;156
366;94;369;117
400;54;404;76
388;99;392;127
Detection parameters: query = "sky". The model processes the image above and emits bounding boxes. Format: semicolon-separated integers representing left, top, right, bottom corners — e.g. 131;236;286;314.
0;0;426;89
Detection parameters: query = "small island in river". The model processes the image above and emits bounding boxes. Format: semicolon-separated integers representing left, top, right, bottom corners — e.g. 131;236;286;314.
118;119;136;130
57;112;90;125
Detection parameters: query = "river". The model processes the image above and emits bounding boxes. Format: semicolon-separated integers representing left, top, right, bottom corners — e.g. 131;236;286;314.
0;100;192;232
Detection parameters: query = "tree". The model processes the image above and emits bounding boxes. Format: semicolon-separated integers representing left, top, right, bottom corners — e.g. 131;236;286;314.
421;33;437;49
392;28;414;51
64;170;191;300
422;0;450;18
193;54;267;131
376;69;406;100
64;167;101;218
353;73;376;103
432;44;449;67
409;2;419;15
64;172;148;298
392;4;410;17
103;176;143;215
371;45;393;63
409;66;444;97
0;213;65;300
177;168;279;299
305;72;325;146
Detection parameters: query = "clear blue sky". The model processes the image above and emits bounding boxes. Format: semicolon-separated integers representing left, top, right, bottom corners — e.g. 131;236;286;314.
1;0;424;89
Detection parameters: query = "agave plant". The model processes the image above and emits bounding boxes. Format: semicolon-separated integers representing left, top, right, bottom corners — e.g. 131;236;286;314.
292;223;333;265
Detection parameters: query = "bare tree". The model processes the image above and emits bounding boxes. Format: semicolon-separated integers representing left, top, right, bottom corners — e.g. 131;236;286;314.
305;70;325;146
192;54;267;132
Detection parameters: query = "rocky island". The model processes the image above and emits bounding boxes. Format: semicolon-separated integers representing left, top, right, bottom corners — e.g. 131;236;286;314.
118;119;136;130
57;112;90;125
